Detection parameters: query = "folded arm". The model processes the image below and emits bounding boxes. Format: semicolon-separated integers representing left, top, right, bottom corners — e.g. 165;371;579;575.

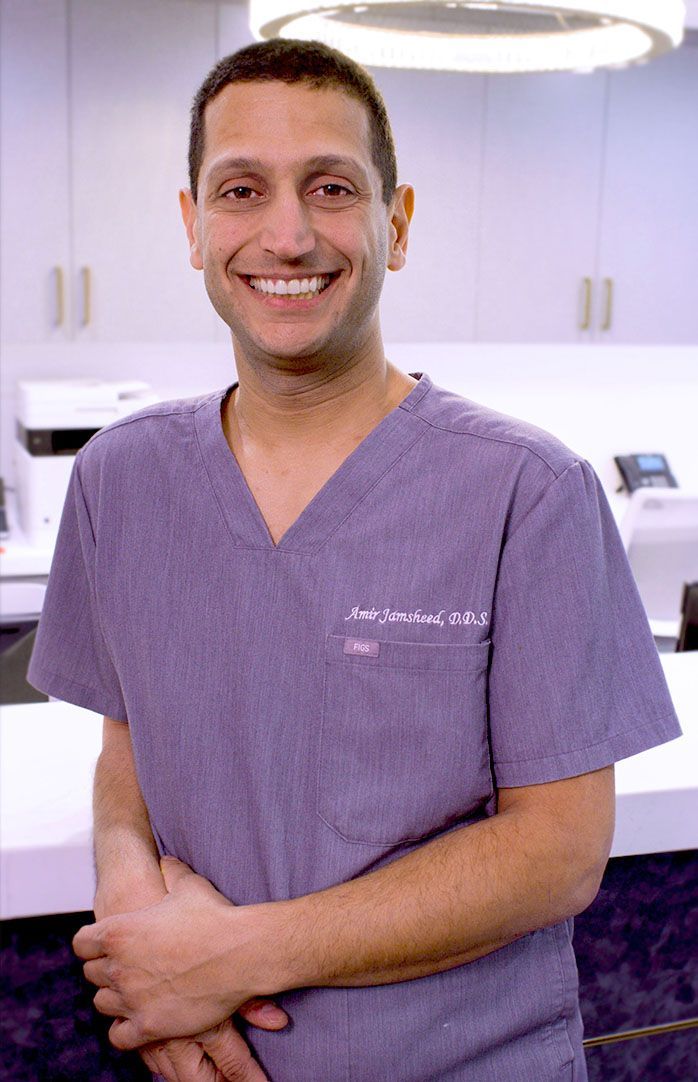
90;715;288;1081
263;764;615;987
76;759;615;1048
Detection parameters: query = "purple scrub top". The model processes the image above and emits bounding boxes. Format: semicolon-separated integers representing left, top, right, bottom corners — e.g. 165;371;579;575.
29;372;681;1081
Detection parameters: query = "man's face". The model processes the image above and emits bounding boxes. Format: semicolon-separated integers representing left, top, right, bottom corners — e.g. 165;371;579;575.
180;80;412;368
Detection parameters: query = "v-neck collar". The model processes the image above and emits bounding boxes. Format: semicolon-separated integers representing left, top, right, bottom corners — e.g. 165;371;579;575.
194;371;433;555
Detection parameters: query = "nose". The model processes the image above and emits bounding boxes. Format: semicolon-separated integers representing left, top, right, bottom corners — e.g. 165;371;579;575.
259;191;316;262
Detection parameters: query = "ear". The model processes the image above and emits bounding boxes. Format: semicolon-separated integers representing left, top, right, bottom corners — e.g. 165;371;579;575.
179;188;203;270
386;184;414;273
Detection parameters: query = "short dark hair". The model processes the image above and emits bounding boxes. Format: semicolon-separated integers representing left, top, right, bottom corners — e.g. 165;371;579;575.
188;39;397;205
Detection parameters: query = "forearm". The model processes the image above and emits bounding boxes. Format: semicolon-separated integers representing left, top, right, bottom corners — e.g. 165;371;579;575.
86;720;290;1057
93;715;164;915
74;770;611;1049
257;787;606;995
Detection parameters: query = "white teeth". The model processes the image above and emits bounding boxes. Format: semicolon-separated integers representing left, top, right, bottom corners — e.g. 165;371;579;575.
248;274;331;296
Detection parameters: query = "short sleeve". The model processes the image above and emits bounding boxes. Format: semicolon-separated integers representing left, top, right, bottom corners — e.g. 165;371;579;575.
27;454;128;721
488;458;682;786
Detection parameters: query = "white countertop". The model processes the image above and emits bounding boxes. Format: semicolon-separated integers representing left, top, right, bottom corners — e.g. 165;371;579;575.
0;491;55;579
1;653;696;919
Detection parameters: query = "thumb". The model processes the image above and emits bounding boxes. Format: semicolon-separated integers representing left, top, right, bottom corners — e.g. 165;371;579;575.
237;997;289;1031
160;856;195;892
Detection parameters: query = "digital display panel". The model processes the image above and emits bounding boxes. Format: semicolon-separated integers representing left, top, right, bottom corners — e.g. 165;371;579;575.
636;454;665;472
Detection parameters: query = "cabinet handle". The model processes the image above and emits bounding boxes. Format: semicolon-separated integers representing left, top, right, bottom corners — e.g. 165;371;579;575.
80;266;91;327
579;277;593;330
601;277;614;331
53;266;65;327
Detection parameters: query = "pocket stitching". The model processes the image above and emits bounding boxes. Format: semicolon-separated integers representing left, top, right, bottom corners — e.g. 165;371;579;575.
317;638;490;846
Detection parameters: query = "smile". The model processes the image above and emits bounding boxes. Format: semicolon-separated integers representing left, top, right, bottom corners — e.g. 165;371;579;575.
245;274;336;299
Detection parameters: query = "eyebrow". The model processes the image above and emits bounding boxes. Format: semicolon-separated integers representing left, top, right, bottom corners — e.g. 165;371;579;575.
206;154;370;185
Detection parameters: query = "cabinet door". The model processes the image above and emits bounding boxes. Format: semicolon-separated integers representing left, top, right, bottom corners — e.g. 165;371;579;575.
0;0;71;343
476;72;607;342
597;44;698;344
69;0;218;341
375;69;485;342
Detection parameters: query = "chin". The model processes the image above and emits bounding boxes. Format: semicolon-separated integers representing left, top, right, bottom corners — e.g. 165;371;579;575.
242;330;344;366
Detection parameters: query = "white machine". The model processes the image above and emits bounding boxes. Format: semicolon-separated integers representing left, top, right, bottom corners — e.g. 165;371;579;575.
619;488;698;640
14;379;158;546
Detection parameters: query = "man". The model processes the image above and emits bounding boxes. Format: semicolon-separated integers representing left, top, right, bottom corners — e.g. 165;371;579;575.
29;39;681;1082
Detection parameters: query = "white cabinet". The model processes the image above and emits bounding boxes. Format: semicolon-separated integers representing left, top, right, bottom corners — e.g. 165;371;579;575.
0;0;71;343
598;46;698;344
374;70;486;343
217;0;256;55
475;71;607;342
474;44;698;343
69;0;218;341
1;0;219;343
2;2;696;346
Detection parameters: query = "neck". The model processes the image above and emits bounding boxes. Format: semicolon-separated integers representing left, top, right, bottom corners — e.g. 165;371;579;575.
224;346;417;454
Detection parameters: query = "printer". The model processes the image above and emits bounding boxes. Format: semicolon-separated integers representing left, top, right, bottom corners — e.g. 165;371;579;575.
14;379;159;546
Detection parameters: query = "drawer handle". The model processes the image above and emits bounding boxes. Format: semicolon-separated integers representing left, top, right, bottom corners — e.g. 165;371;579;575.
80;266;91;327
53;266;64;327
601;276;614;331
579;276;592;331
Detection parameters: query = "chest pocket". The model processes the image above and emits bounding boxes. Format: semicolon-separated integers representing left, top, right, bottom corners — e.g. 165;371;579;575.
317;635;492;846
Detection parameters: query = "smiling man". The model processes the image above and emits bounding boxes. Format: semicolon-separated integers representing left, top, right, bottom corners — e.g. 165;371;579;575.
28;40;681;1082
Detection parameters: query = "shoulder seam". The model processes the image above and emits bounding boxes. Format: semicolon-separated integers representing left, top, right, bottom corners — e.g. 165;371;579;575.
77;394;217;449
504;459;585;548
410;413;578;479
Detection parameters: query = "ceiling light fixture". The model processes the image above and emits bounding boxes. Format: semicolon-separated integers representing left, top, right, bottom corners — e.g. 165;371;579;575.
248;0;686;73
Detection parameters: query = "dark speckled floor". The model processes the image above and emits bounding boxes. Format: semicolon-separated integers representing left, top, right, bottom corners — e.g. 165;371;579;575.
0;911;150;1081
2;851;697;1080
574;849;698;1081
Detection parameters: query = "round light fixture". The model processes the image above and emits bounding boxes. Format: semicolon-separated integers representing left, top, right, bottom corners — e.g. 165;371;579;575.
248;0;686;72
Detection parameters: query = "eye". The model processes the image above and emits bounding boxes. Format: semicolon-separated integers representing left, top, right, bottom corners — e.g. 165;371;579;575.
222;185;262;201
308;182;355;202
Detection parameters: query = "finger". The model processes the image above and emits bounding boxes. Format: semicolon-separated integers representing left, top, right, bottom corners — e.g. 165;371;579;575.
109;1015;148;1051
93;985;126;1018
160;856;195;892
236;998;289;1031
139;1047;161;1072
72;922;105;961
198;1025;269;1082
82;958;111;988
163;1038;218;1082
143;1030;215;1082
140;1044;179;1082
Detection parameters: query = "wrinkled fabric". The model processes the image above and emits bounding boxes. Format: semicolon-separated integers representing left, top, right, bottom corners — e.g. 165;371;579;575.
29;372;681;1081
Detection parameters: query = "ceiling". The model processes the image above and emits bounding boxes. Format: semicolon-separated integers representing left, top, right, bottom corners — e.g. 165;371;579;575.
222;0;698;35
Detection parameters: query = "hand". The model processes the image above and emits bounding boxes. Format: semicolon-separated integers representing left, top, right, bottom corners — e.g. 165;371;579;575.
139;1008;286;1082
89;862;288;1078
74;857;281;1050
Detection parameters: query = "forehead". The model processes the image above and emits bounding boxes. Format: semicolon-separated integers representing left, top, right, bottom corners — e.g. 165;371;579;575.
200;80;375;176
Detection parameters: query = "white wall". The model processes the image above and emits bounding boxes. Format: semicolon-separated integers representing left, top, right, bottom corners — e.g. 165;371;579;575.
3;341;696;521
